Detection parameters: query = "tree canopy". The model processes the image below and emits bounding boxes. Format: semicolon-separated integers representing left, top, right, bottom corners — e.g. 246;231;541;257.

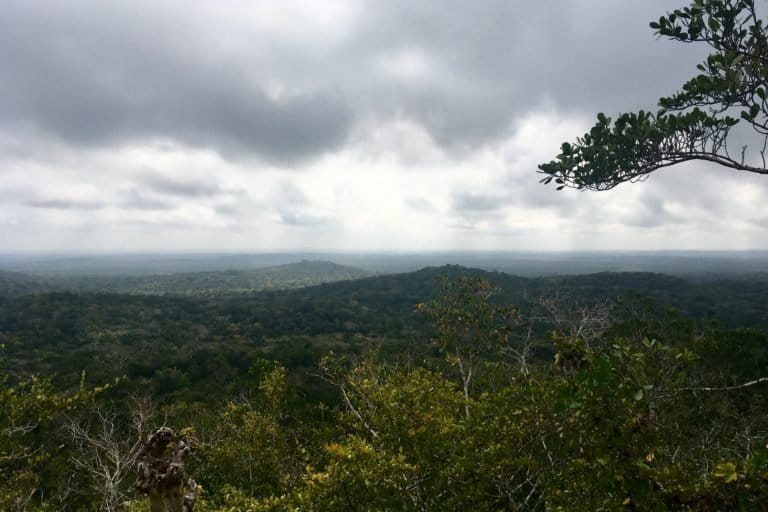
539;0;768;190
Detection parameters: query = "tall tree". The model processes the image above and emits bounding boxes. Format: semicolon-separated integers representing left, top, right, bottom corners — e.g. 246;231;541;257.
539;0;768;190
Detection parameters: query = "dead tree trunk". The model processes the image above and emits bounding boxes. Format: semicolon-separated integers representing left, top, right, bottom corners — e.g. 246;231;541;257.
135;427;198;512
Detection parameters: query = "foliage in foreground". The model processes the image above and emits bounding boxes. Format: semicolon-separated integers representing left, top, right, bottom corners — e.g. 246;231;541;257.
176;278;767;511
0;366;107;511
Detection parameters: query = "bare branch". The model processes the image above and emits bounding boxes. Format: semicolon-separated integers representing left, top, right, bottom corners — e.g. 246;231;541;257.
660;376;768;395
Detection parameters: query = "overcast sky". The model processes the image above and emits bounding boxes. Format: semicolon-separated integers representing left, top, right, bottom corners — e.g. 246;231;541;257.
2;0;767;252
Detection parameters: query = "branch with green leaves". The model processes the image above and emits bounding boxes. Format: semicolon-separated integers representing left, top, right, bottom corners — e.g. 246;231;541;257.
540;0;768;190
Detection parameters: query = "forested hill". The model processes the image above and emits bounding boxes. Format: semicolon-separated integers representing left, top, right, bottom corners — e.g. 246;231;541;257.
260;265;766;328
0;260;370;296
1;264;767;400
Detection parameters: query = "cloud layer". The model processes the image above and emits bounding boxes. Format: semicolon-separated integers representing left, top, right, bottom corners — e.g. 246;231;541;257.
0;0;766;251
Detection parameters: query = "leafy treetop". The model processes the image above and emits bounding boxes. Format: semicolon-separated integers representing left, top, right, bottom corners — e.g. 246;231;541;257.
539;0;768;191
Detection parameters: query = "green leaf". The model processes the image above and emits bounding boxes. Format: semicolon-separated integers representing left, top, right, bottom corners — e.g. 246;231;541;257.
713;462;739;483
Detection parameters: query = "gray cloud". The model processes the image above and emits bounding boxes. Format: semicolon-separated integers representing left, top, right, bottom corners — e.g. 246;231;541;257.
278;182;310;207
622;195;680;228
142;174;224;198
0;0;701;162
0;1;353;162
452;192;505;212
119;190;176;211
0;187;29;202
405;197;436;212
274;182;339;226
214;203;243;217
25;198;107;210
347;0;702;148
1;0;766;252
279;210;337;227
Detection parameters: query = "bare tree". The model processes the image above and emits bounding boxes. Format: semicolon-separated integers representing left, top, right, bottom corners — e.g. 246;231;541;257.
533;294;613;347
503;324;537;378
61;396;155;512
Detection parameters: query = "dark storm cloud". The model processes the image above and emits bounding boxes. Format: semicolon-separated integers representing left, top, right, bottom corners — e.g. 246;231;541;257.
0;1;352;162
350;0;704;148
25;198;107;210
0;0;704;161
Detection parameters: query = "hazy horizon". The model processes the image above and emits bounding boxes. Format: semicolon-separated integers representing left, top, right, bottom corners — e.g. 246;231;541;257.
3;249;768;279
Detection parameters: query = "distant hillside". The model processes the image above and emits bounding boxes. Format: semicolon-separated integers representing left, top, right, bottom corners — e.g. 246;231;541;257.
105;260;372;295
2;264;767;391
0;260;371;297
240;265;768;332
